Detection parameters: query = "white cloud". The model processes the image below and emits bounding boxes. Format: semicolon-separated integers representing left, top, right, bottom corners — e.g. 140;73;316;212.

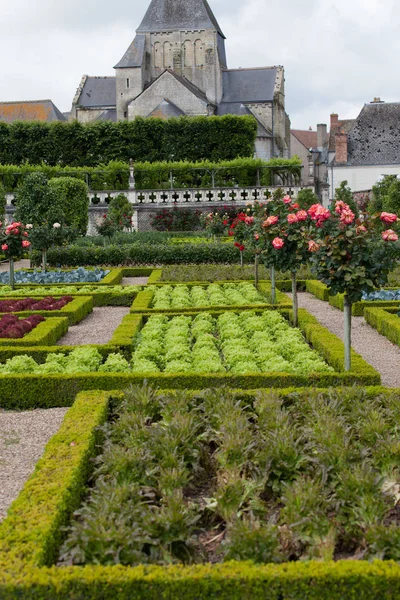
0;0;398;128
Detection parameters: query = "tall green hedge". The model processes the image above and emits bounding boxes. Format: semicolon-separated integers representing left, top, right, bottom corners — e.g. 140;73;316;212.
0;115;257;167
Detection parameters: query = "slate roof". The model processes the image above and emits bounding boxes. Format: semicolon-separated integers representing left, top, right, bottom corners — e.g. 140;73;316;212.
147;98;185;118
95;109;117;122
114;34;145;69
328;119;354;152
164;69;210;105
0;100;66;123
222;68;277;104
291;129;318;151
217;102;272;138
137;0;225;37
77;77;116;108
346;102;400;166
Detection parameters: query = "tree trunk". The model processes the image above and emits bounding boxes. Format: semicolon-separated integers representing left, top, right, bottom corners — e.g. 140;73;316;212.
343;294;352;371
254;254;259;288
240;250;244;268
42;248;47;271
291;271;298;327
9;256;15;291
270;267;276;304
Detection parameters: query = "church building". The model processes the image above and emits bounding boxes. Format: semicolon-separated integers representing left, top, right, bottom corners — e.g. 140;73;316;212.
70;0;290;159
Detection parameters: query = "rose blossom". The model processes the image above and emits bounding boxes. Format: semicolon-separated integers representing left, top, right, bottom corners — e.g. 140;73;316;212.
283;195;292;204
272;237;284;249
380;212;398;224
339;209;355;225
234;242;241;248
22;240;31;248
335;200;349;215
25;224;33;229
296;210;308;221
292;203;300;209
382;229;399;242
239;245;245;252
245;216;254;225
1;244;8;251
263;215;279;227
254;233;260;241
287;214;298;224
308;204;331;226
228;229;234;236
53;223;61;229
356;225;367;234
308;240;320;252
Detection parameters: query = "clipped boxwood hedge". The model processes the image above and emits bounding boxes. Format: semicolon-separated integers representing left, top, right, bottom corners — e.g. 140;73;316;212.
0;317;68;347
306;280;330;301
2;389;400;599
329;292;400;316
364;307;400;346
0;343;121;364
0;295;93;325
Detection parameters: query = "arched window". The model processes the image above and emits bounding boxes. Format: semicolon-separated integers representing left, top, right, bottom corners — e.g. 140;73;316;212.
194;39;205;67
183;40;193;68
163;41;173;68
154;42;162;68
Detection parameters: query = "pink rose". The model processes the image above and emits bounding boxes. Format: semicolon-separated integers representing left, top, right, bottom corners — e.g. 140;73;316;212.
22;240;31;248
335;200;349;215
308;204;331;226
339;209;355;225
283;195;292;204
380;212;398;224
287;213;298;224
356;225;367;234
308;240;320;253
1;244;8;251
296;210;308;221
382;229;399;242
263;215;279;227
292;203;300;209
272;237;284;249
254;233;260;241
245;216;254;225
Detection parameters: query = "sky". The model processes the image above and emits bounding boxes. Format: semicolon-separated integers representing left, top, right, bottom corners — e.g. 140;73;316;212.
0;0;399;129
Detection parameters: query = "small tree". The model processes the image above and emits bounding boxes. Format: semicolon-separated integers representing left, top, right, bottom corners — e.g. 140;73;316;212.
0;182;6;222
108;193;134;231
48;177;89;235
14;173;58;225
309;202;400;370
0;221;31;289
29;222;77;269
96;214;118;244
296;188;319;210
201;211;230;242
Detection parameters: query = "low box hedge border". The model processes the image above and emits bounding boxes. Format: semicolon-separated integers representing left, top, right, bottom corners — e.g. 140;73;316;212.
364;306;400;347
130;282;291;314
2;389;400;599
0;296;93;325
0;308;380;410
0;343;121;365
0;317;68;347
0;289;139;307
306;280;330;301
329;293;400;316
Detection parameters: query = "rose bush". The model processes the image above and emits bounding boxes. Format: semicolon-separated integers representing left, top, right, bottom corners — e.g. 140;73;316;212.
0;221;31;289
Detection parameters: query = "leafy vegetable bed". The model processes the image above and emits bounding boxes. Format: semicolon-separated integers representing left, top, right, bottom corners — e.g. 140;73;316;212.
0;267;110;285
362;289;400;301
150;283;266;309
0;285;139;306
59;385;400;566
0;314;44;339
132;311;332;375
0;296;72;313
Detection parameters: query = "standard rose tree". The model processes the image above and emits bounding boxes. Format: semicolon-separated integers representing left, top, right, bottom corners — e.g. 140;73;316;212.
0;222;31;289
308;203;400;370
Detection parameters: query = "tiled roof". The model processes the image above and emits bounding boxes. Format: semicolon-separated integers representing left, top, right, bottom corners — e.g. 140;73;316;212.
164;69;210;104
222;67;277;104
95;109;117;122
137;0;225;37
291;129;318;150
147;99;185;118
217;102;272;137
76;77;116;109
114;34;145;69
346;102;400;166
0;100;66;123
328;119;354;152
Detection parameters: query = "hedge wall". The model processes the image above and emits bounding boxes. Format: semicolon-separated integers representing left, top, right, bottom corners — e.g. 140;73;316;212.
2;389;400;599
0;116;257;168
364;307;400;346
0;317;68;347
329;293;400;316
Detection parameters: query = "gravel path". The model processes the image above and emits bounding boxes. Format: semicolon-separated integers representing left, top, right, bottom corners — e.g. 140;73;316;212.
0;407;68;522
57;307;130;345
296;292;400;388
0;259;30;273
122;277;148;286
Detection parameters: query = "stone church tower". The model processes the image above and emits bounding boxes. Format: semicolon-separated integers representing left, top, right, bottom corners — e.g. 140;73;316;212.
70;0;291;158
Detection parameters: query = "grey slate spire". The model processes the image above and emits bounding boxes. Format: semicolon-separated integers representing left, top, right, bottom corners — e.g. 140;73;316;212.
137;0;225;37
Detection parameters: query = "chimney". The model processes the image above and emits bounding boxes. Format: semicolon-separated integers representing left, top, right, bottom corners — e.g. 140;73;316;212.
330;113;339;127
335;132;348;164
317;123;327;149
371;97;384;104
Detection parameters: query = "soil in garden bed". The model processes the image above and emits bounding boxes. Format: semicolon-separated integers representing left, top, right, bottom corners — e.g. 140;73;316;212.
58;385;400;567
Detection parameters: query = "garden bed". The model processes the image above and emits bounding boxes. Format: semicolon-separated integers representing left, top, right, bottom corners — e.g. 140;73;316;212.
2;388;400;599
131;282;290;313
0;296;93;325
0;316;68;346
0;286;139;307
306;281;400;316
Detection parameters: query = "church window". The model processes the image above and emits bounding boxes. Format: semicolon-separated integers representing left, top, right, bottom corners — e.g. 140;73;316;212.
183;40;193;68
154;42;162;68
194;39;205;67
163;41;173;68
126;78;130;88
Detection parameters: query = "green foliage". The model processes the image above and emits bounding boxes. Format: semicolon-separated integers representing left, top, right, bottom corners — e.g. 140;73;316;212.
364;307;400;346
14;172;59;225
0;181;6;221
334;180;359;216
0;116;257;167
108;194;133;231
296;188;319;210
159;264;312;282
370;175;400;214
0;317;68;347
152;207;202;232
48;177;89;235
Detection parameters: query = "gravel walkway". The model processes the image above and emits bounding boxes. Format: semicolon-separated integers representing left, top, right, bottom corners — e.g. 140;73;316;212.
0;259;30;273
296;292;400;388
122;277;149;286
0;407;68;522
57;307;130;345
